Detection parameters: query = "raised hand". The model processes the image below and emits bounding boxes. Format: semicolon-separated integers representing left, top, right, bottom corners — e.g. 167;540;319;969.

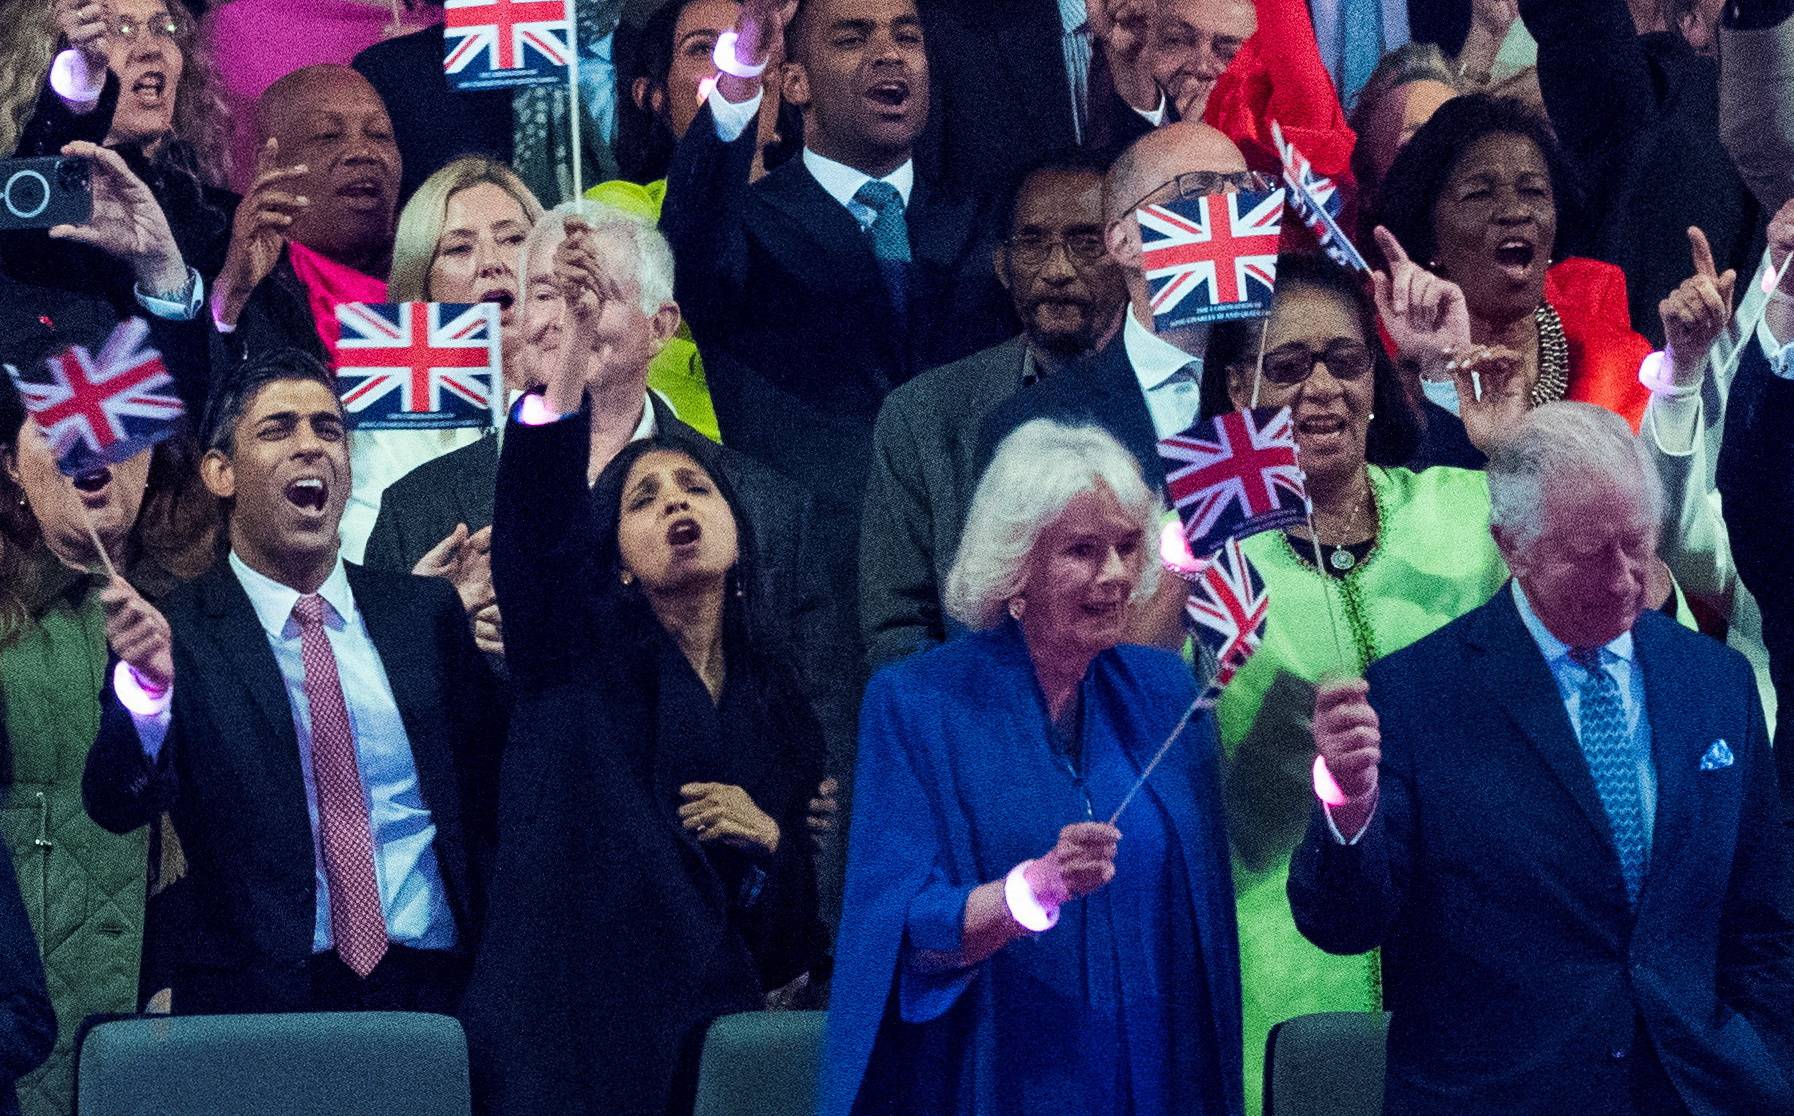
1024;821;1123;909
680;782;783;856
414;523;503;654
1312;678;1379;836
48;142;187;294
1088;0;1159;112
806;777;839;848
100;576;174;693
53;0;109;68
1372;226;1472;375
543;219;614;414
212;138;310;328
1659;226;1736;386
718;0;799;100
1449;344;1528;456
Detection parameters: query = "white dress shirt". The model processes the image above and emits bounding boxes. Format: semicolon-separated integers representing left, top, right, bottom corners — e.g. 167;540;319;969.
1123;308;1204;438
230;553;458;952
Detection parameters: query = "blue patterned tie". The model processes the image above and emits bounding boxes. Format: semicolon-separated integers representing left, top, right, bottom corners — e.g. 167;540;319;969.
1571;648;1648;903
852;179;913;336
1339;0;1383;109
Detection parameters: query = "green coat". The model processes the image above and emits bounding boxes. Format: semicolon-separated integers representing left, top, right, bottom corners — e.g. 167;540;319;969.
1216;467;1509;1116
0;553;149;1116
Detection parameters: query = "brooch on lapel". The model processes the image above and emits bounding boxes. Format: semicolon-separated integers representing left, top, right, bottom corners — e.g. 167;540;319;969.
1699;740;1735;772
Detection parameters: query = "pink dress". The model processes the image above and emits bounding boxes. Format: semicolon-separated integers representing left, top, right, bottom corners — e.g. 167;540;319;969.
202;0;436;192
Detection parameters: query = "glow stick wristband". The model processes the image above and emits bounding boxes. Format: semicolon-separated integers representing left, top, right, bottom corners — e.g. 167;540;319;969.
1005;861;1059;933
1637;350;1698;399
1159;518;1207;580
113;660;172;716
712;31;769;79
516;393;564;426
1313;755;1350;808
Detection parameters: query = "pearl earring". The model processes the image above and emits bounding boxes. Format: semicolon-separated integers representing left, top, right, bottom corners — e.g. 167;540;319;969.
620;570;635;586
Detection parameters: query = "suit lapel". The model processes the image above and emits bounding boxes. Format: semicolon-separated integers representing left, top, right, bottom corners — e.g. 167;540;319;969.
1631;614;1697;905
990;1;1075;143
1467;592;1618;848
199;566;300;755
757;161;885;294
1089;337;1167;488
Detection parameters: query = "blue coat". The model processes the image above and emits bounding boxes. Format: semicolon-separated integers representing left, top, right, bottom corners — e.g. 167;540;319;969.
821;622;1244;1116
1289;590;1794;1114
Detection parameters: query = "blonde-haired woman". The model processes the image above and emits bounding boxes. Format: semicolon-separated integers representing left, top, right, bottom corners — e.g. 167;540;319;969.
822;419;1244;1116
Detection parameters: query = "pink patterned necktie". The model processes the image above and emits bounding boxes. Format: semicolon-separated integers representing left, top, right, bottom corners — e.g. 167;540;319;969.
292;594;388;978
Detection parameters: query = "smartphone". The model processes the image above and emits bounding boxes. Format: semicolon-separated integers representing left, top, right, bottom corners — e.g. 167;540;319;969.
0;156;92;232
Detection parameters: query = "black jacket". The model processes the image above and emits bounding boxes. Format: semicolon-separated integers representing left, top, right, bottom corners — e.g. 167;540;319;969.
82;562;504;1014
0;843;53;1116
352;24;516;204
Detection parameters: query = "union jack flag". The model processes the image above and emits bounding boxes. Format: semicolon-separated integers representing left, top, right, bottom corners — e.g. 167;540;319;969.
1138;186;1285;330
5;318;184;476
1184;536;1268;686
1272;120;1369;276
334;302;500;431
443;0;571;91
1159;406;1309;556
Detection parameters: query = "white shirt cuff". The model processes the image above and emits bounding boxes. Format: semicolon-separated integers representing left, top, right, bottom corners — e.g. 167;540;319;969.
134;268;204;322
113;661;173;761
707;84;763;143
1133;92;1168;127
1322;794;1376;845
49;49;106;113
1759;306;1794;380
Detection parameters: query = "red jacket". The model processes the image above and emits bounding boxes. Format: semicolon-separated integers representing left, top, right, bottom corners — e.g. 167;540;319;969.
1546;257;1653;431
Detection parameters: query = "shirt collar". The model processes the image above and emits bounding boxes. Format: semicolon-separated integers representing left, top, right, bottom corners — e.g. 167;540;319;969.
1123;306;1200;391
1510;579;1634;667
629;390;660;443
229;550;354;638
802;148;915;211
1059;0;1089;34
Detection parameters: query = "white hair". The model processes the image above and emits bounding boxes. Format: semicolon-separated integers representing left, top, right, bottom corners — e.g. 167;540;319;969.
519;200;677;315
945;419;1162;631
1486;402;1665;548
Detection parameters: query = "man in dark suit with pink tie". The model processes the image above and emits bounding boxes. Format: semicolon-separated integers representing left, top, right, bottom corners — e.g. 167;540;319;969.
1290;402;1794;1115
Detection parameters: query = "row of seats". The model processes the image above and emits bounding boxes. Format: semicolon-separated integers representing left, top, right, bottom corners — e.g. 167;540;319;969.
71;1010;1391;1115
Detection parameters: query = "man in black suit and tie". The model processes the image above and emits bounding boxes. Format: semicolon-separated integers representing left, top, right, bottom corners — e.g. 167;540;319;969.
859;149;1129;667
660;0;1015;614
85;351;503;1015
1292;402;1794;1114
979;118;1262;487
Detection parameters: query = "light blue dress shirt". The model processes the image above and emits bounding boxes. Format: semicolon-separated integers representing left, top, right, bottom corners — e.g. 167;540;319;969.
228;553;457;953
1511;580;1658;845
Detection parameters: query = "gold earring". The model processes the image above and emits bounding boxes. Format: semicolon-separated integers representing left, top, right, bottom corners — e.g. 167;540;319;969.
1008;598;1025;620
620;570;634;586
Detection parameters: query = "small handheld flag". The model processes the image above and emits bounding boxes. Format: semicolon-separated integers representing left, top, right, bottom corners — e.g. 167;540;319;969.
1138;187;1285;330
1272;121;1369;276
1184;536;1269;686
1160;406;1310;556
6;317;184;476
334;301;501;431
443;0;572;90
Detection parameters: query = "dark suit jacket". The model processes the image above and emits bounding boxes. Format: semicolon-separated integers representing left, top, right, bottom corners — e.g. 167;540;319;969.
976;331;1165;489
82;562;504;1015
352;24;516;204
1716;338;1794;800
1288;591;1794;1115
917;0;1152;197
660;103;1015;527
1520;0;1761;347
859;334;1035;668
222;249;330;374
0;842;53;1116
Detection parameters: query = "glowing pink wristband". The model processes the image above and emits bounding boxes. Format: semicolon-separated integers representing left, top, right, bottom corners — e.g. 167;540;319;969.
712;31;769;79
1005;860;1060;933
50;49;105;109
1159;519;1206;580
515;394;564;426
1313;755;1350;808
113;660;172;716
1637;350;1697;399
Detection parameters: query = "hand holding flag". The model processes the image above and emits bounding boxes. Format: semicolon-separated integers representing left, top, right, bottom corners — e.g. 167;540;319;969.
1312;678;1380;835
99;575;174;694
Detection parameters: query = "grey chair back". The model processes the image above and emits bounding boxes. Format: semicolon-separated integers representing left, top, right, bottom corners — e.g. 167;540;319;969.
692;1010;827;1116
1264;1011;1391;1116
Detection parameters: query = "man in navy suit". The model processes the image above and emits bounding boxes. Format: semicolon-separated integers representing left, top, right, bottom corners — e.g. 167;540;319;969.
1290;402;1794;1114
659;0;1014;600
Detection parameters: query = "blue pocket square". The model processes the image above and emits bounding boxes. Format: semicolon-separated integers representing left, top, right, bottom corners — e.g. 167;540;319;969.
1699;740;1734;771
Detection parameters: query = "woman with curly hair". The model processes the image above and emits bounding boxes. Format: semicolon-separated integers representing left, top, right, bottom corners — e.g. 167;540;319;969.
0;369;217;1116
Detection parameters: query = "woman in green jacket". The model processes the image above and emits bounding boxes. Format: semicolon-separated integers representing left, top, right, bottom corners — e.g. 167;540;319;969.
0;374;215;1116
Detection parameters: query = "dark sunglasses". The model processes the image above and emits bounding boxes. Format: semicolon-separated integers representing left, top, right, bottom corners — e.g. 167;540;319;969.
1254;340;1374;386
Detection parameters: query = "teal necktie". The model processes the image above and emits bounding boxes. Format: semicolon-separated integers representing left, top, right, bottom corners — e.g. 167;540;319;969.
852;180;914;343
1339;0;1383;108
1571;648;1648;903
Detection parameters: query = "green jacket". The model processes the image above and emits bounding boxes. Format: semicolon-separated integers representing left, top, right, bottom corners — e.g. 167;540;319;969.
0;553;149;1116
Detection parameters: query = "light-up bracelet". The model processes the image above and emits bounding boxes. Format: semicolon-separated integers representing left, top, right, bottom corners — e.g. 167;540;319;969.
1312;755;1349;808
113;660;172;716
1005;860;1059;933
1637;350;1698;399
1159;517;1206;580
712;31;769;79
50;49;106;107
515;393;564;426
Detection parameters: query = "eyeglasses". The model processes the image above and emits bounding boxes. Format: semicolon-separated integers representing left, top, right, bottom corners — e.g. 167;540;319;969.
112;14;184;44
1006;230;1108;266
1257;340;1374;386
1123;169;1276;215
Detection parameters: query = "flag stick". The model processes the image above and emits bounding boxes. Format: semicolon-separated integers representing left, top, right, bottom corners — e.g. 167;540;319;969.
1302;521;1351;670
1108;640;1222;826
1714;249;1794;385
1249;316;1270;409
566;0;583;204
78;500;117;580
